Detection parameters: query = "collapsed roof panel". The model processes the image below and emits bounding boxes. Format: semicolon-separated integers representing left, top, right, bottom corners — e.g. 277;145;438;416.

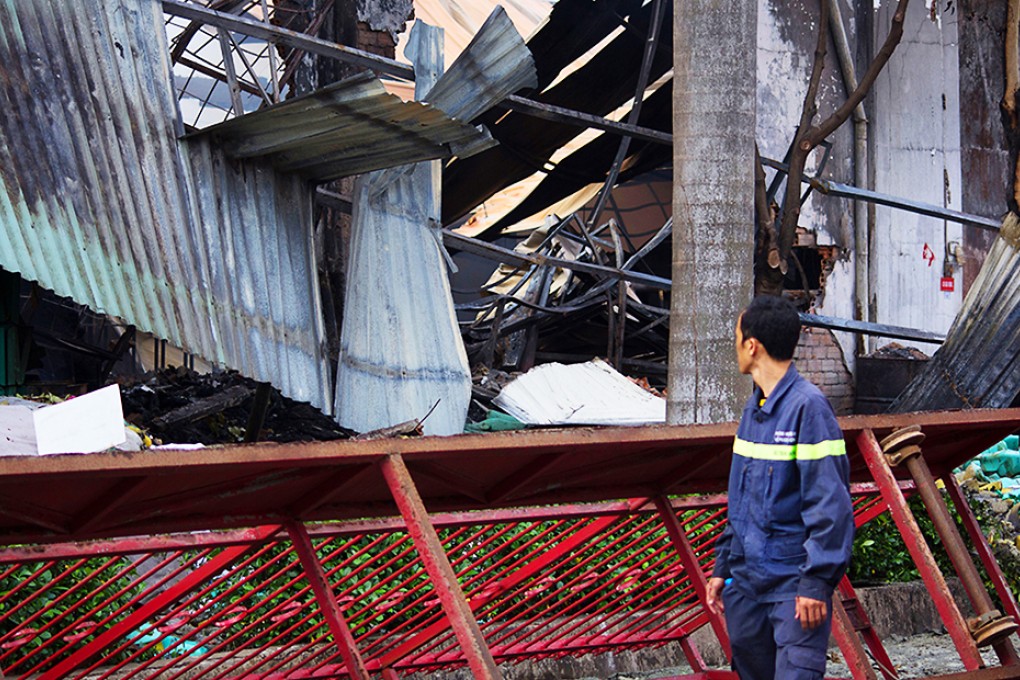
523;0;646;90
0;0;333;408
487;81;672;233
194;72;496;181
441;0;673;227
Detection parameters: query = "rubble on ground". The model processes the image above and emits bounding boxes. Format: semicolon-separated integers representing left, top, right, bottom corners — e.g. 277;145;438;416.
954;436;1020;587
866;342;930;360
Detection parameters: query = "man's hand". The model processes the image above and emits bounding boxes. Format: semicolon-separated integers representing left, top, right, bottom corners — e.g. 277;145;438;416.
795;596;827;630
706;577;726;617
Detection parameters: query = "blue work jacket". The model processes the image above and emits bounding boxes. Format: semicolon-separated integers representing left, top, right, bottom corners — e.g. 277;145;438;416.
711;365;853;603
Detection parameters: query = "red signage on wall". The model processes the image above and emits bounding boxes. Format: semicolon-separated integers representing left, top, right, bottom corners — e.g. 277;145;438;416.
940;276;955;292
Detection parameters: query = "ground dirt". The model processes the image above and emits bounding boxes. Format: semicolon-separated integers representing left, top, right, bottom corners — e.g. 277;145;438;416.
615;633;1013;679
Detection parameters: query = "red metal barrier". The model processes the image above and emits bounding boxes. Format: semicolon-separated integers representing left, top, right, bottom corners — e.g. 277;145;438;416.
0;482;918;679
0;416;1018;679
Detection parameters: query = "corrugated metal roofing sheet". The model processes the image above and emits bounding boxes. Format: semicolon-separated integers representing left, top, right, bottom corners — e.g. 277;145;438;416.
892;214;1020;411
0;0;331;409
334;9;537;435
195;72;495;181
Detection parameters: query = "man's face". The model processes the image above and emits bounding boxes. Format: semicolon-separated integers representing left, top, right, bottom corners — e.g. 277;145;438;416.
735;316;753;375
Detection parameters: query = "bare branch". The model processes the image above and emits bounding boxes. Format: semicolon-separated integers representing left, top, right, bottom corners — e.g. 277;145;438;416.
797;0;831;147
777;0;830;262
806;0;910;146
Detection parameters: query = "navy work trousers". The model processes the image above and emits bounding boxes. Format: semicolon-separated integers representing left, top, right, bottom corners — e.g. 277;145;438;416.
722;584;831;680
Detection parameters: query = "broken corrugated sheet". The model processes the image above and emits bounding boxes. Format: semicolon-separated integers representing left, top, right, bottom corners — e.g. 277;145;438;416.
422;7;541;124
0;0;330;410
177;139;332;409
892;214;1020;412
493;358;666;425
334;10;537;436
194;72;496;181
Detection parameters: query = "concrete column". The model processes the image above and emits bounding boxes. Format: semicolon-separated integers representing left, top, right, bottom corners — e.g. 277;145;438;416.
668;0;756;424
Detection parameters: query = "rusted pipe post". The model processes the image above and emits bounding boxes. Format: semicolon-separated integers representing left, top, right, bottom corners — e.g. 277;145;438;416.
856;428;984;669
380;453;502;680
881;426;1018;658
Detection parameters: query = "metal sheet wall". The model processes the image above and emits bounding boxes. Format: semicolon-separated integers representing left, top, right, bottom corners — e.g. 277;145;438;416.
0;0;331;410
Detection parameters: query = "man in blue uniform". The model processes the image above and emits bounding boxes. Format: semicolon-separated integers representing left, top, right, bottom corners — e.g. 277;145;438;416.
705;296;854;679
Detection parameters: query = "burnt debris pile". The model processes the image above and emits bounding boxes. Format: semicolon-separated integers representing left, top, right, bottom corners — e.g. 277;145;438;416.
120;368;354;445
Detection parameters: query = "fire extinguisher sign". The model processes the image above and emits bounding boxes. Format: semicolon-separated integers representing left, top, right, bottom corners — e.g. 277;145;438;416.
940;276;955;292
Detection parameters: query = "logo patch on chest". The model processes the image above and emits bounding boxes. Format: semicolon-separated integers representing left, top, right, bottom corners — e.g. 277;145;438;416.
774;430;796;445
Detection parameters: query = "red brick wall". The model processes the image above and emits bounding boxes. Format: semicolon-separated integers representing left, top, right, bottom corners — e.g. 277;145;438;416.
357;21;397;58
794;327;854;415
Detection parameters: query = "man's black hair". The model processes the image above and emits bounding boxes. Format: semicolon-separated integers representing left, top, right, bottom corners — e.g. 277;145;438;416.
739;295;801;361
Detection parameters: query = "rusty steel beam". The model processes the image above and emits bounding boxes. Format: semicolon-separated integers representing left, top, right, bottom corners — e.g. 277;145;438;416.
856;429;984;670
585;0;667;230
485;453;571;504
161;0;672;148
110;468;313;529
830;596;879;680
286;464;373;516
500;95;672;145
837;577;899;680
800;313;946;344
653;496;731;662
680;635;708;673
0;498;71;534
285;521;371;680
406;461;490;504
162;0;415;80
70;477;148;534
380;453;502;679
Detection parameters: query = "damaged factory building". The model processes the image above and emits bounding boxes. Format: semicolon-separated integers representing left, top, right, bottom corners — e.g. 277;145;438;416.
0;0;1019;679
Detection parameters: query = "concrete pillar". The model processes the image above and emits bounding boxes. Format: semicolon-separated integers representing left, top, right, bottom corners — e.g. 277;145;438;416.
668;0;756;424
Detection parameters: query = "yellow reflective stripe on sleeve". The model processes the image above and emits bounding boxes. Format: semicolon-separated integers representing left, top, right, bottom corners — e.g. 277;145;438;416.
795;438;847;460
733;437;847;461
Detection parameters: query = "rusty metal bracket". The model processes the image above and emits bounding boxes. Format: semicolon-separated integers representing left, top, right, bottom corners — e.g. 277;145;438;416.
880;425;926;466
969;609;1020;649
